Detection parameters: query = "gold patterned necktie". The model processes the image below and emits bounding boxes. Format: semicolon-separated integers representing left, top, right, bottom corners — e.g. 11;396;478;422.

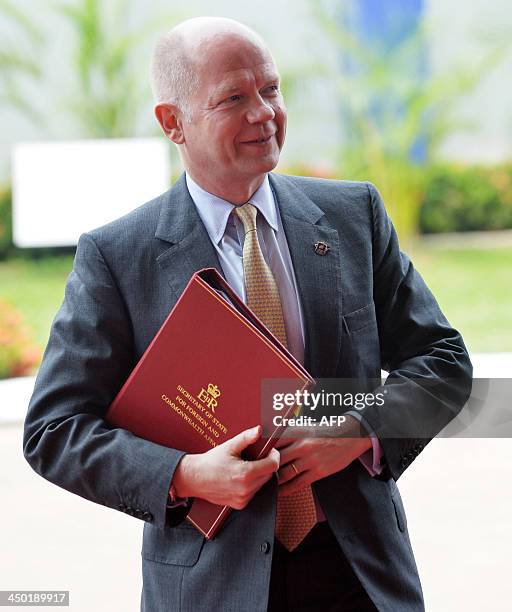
234;202;317;552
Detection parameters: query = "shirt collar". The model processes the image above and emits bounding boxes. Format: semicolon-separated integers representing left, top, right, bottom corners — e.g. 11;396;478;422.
185;173;278;245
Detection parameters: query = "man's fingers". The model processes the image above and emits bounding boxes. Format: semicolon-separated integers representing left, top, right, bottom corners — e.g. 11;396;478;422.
275;437;295;449
269;447;280;467
247;447;280;478
252;471;276;491
277;460;303;485
278;441;304;465
226;425;261;455
278;471;312;496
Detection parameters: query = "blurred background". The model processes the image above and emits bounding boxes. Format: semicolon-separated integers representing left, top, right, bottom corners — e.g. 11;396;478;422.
1;0;511;610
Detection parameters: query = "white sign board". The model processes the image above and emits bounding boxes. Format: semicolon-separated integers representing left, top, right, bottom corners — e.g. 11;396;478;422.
12;138;171;247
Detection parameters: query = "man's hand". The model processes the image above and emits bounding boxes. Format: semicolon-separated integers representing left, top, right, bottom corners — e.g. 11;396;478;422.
275;415;372;496
172;425;280;510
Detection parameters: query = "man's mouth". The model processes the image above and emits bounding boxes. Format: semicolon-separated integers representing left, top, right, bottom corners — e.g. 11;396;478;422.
242;135;273;145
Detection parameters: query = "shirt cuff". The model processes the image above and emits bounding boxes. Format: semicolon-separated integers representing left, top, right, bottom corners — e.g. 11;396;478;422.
345;410;384;476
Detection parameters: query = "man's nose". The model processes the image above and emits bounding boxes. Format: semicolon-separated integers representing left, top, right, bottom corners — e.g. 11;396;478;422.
246;96;275;124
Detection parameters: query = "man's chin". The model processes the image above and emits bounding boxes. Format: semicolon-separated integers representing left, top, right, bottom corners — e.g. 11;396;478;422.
243;154;280;176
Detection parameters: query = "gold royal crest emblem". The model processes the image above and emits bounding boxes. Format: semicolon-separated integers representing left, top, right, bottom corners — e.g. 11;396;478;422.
197;383;221;412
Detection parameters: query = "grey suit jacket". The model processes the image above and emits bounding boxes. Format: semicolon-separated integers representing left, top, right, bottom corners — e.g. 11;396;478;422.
23;173;472;612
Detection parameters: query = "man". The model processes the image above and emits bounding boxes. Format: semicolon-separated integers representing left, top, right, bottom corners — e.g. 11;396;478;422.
23;16;472;612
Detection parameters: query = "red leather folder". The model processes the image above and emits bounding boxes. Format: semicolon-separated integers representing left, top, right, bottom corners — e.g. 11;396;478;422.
106;268;314;539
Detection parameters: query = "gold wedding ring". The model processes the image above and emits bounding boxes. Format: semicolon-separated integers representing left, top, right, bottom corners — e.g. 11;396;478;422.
290;462;299;475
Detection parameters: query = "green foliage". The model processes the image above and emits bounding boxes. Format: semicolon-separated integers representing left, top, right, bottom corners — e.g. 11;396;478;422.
0;256;74;352
0;0;184;137
308;0;509;241
411;246;512;353
0;0;45;120
54;0;183;138
420;164;512;233
0;185;13;259
55;0;142;137
0;299;42;379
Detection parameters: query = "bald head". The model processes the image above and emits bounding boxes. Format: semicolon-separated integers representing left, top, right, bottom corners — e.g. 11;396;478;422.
150;17;272;121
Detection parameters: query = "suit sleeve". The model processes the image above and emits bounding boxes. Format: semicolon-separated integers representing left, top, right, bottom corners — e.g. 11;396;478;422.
23;232;188;529
358;183;473;480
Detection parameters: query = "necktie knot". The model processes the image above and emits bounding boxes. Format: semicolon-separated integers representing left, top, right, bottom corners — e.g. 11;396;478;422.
234;202;258;233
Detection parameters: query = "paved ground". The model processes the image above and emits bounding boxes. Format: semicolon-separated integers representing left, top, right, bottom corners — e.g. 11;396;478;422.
1;354;511;611
0;422;142;611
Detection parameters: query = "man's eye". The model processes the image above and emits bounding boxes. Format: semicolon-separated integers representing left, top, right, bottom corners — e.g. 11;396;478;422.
227;95;241;102
265;85;280;94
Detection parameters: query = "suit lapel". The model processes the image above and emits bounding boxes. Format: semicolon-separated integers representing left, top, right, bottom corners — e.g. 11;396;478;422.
269;173;343;378
154;174;224;299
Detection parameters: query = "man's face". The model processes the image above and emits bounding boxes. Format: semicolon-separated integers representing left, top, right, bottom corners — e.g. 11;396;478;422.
179;35;287;196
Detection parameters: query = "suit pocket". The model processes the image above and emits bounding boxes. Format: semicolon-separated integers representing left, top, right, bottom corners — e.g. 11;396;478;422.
142;523;205;566
339;302;380;377
342;302;376;333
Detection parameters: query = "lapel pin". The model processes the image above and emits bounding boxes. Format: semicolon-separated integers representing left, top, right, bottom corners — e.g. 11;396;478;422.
314;241;330;256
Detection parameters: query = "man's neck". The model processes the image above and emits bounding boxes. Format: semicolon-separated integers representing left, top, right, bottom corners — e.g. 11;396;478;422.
184;170;267;205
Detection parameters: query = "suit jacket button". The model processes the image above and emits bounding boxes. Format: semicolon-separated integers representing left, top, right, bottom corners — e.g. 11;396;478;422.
142;512;153;522
126;506;135;516
401;457;408;467
118;503;126;512
260;541;271;554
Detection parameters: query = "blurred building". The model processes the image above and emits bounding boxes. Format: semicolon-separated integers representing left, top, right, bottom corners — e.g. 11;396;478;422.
0;0;511;180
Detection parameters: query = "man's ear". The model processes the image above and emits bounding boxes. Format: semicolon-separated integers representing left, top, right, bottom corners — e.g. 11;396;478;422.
154;103;185;144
